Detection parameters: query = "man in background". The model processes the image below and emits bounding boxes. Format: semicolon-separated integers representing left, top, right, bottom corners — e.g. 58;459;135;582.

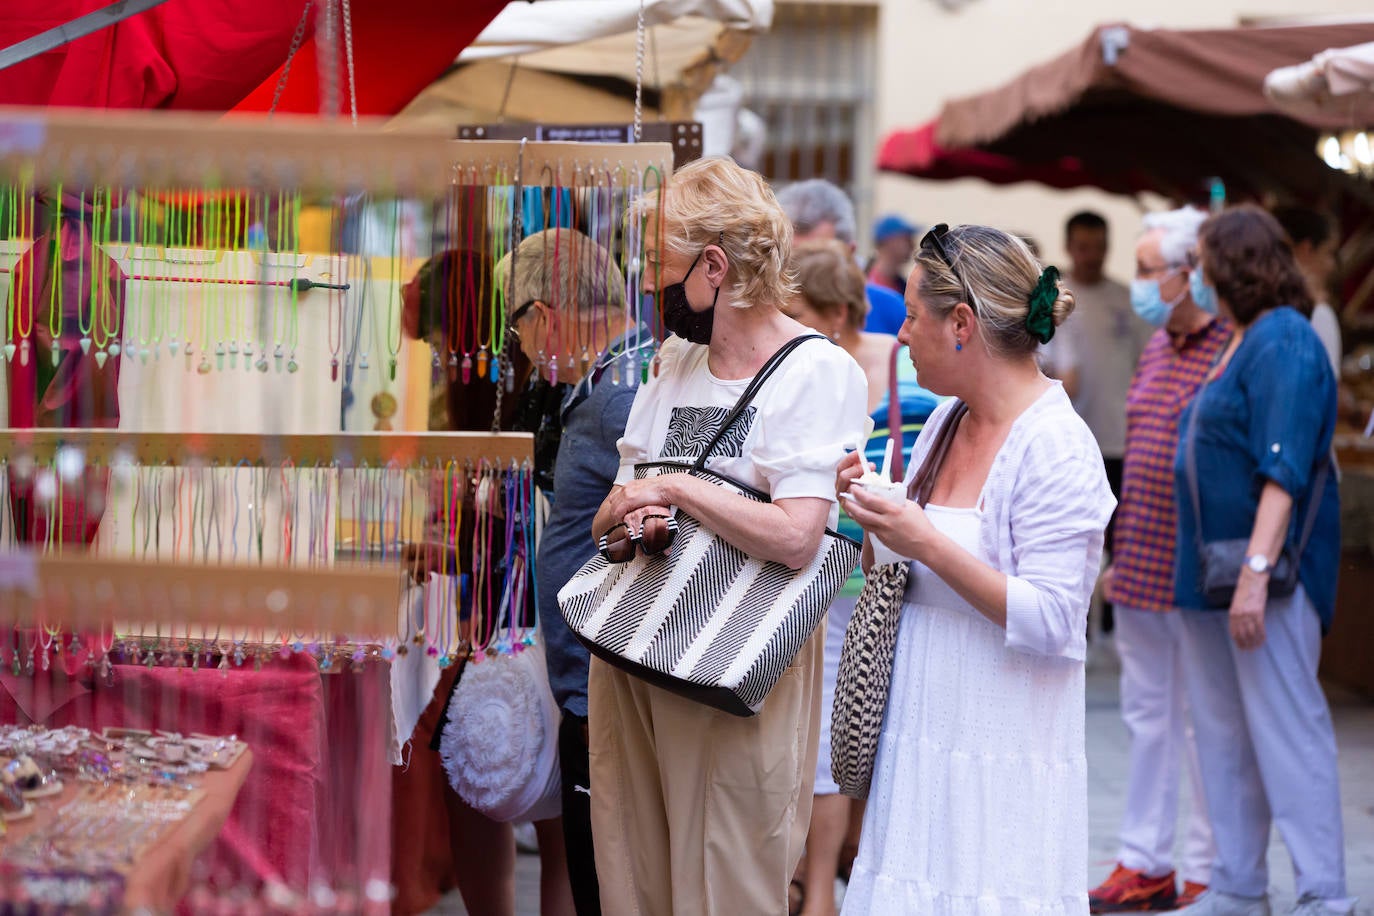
866;213;918;299
776;180;906;335
1041;210;1152;634
1272;205;1342;379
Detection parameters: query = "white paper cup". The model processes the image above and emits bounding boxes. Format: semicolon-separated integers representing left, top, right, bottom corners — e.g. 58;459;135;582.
853;480;911;567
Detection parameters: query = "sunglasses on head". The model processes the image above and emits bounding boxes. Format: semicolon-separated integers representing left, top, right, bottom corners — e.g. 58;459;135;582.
598;514;679;563
920;223;975;311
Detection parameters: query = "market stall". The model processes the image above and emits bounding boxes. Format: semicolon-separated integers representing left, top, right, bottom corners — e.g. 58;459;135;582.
0;103;676;911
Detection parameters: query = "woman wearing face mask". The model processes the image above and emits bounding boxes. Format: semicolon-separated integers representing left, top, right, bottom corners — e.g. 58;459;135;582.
1167;206;1350;916
1088;207;1229;912
587;157;869;915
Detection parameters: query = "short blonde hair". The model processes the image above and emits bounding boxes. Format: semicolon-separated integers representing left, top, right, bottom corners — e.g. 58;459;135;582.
635;157;796;309
494;227;625;315
915;225;1075;355
790;239;868;331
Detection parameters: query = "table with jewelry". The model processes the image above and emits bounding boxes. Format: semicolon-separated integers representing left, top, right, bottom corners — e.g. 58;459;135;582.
0;725;253;912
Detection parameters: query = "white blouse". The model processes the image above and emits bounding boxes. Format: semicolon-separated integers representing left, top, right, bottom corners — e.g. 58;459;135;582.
903;384;1116;661
615;335;870;525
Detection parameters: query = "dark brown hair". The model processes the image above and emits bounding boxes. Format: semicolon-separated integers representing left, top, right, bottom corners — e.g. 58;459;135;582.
1198;205;1313;325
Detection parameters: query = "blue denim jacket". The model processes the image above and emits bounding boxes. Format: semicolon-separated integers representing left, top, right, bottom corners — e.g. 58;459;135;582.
1173;307;1340;630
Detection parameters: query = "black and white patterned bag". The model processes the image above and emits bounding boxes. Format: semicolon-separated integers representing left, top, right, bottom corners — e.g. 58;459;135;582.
558;336;861;717
831;401;966;797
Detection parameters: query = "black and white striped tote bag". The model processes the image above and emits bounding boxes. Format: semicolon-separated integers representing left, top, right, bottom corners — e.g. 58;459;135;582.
557;336;861;716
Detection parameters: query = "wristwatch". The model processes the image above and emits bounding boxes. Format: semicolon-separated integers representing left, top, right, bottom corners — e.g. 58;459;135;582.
1244;554;1272;575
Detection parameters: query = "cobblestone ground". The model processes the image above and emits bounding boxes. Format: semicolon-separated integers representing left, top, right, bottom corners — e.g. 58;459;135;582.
432;642;1374;914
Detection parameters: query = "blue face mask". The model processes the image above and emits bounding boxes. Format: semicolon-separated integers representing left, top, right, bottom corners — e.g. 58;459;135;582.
1130;271;1186;327
1189;267;1219;316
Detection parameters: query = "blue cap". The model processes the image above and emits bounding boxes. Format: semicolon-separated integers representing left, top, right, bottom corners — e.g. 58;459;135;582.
874;214;918;244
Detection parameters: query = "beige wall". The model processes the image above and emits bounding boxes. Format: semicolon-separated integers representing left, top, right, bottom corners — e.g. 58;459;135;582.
870;0;1374;282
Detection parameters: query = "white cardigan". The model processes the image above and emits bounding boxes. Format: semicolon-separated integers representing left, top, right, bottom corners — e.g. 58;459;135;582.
903;384;1116;661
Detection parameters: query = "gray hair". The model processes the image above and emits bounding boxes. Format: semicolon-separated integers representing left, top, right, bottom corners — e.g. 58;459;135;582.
775;179;857;245
1141;206;1207;267
494;227;625;315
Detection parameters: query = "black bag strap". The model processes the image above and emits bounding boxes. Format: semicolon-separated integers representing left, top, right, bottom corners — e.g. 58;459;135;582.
907;400;968;508
692;333;828;473
1184;340;1330;562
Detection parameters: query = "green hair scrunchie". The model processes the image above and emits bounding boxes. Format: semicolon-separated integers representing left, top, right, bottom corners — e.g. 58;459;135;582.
1025;265;1060;344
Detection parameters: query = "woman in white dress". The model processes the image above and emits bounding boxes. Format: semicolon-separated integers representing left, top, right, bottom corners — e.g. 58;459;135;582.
837;224;1116;915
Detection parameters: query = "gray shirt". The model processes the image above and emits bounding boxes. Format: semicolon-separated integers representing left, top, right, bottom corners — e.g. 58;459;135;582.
1041;277;1150;458
536;331;648;716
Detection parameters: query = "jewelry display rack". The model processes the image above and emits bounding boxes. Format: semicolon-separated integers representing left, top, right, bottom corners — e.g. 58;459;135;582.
0;103;674;911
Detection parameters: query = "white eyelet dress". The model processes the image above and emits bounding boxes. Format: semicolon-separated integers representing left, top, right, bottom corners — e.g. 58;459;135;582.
841;502;1090;916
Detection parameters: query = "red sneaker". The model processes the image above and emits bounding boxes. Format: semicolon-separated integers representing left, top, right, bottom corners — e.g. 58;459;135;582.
1089;864;1179;912
1176;882;1209;907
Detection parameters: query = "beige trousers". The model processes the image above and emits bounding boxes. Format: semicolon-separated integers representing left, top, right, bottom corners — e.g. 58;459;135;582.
588;631;823;916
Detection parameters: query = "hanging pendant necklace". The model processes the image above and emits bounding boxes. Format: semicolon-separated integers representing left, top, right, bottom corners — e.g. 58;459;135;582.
48;184;64;369
385;198;403;381
12;181;35;366
286;193;301;373
2;184;15;364
76;190;97;359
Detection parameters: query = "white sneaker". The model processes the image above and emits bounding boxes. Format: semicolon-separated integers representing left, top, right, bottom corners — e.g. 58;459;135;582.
1165;890;1271;916
1289;894;1355;915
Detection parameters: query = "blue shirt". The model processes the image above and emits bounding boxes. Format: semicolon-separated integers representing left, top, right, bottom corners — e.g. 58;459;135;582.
1173;307;1340;630
536;330;650;715
864;283;907;336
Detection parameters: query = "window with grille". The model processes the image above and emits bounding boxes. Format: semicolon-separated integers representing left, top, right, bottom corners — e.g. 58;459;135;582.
734;2;879;229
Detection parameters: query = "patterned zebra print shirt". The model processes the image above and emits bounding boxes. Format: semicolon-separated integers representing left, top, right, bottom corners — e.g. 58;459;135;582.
615;335;870;523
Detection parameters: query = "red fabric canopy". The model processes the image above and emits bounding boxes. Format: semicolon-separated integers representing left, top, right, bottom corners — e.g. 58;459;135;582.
0;0;508;115
877;120;1158;196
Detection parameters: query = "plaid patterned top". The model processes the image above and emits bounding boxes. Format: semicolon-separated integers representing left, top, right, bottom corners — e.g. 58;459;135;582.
1105;318;1231;611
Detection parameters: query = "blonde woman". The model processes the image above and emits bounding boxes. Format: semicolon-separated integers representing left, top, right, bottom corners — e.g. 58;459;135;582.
588;158;869;915
837;224;1115;914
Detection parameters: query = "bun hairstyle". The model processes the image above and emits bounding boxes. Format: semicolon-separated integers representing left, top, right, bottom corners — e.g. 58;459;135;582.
633;156;797;309
914;224;1074;355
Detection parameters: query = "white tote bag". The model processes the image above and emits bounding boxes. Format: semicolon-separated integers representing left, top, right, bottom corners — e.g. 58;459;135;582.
558;336;860;716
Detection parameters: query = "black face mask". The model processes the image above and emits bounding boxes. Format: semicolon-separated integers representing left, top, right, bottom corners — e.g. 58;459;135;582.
660;248;719;345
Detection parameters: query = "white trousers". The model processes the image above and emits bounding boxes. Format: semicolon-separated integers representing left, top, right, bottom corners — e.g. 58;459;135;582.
1177;588;1351;906
1115;607;1215;883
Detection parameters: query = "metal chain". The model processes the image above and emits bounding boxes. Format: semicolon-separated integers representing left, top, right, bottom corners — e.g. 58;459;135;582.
269;0;314;118
341;0;358;126
633;0;646;141
318;0;340;119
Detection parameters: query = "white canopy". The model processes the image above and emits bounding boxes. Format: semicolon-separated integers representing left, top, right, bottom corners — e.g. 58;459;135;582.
1265;41;1374;118
459;0;773;84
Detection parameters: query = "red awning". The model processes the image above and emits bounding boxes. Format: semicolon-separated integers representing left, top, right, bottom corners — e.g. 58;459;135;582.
0;0;508;115
877;120;1158;196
